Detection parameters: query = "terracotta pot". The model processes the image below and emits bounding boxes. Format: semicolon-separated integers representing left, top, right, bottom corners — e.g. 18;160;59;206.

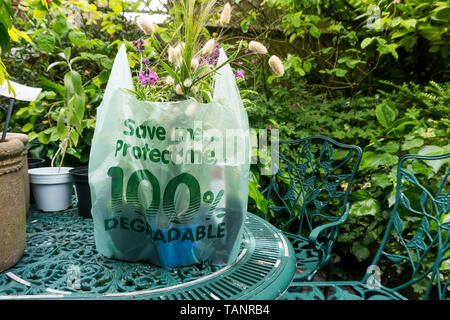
0;133;28;272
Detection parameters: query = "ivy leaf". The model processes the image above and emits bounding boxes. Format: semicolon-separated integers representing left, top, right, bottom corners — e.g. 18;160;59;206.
349;199;380;217
370;153;398;167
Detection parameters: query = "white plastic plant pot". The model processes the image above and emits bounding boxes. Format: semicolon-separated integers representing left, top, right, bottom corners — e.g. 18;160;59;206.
28;167;74;212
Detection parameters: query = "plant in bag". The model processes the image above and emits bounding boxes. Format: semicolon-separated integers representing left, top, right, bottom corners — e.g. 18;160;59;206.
88;0;284;269
127;0;284;103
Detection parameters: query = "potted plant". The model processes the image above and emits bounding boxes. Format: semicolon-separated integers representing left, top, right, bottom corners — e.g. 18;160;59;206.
88;0;284;268
28;49;87;212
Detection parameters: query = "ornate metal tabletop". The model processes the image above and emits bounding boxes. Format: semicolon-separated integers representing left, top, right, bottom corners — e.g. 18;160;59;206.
0;206;296;300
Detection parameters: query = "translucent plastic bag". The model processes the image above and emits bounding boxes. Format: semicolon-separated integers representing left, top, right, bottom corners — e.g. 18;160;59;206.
88;44;250;268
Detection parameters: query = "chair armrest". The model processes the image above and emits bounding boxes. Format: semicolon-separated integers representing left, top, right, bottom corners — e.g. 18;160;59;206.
308;202;350;251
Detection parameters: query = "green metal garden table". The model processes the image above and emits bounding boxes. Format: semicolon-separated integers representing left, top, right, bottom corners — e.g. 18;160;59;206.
0;204;296;300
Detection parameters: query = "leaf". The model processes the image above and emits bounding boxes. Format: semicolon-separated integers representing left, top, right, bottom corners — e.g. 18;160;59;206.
378;141;399;153
248;180;268;215
109;0;123;14
401;138;424;151
56;108;66;140
309;25;321;39
370;153;398;167
37;131;50;144
376;102;397;128
352;241;370;261
418;145;447;172
351;190;371;201
349;199;380;217
386;117;418;134
335;68;348;77
0;24;11;53
159;32;171;43
52;17;69;34
36;32;55;54
371;173;391;189
400;19;417;29
22;122;33;132
160;60;180;84
64;71;85;131
47;61;67;72
68;31;86;47
419;26;441;41
361;37;374;49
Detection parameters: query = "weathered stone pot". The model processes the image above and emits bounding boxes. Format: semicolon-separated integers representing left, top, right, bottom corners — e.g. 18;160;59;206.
0;133;28;272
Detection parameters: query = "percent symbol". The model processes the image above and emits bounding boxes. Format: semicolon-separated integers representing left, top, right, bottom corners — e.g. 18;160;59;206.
203;189;225;219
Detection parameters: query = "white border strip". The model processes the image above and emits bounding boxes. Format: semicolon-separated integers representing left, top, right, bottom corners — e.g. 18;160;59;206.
0;294;65;300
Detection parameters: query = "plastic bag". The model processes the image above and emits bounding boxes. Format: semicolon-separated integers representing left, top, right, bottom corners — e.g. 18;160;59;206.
88;44;250;268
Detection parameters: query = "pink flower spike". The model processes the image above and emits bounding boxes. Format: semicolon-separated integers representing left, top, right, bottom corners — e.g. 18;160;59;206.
291;104;295;108
268;125;272;131
318;128;322;133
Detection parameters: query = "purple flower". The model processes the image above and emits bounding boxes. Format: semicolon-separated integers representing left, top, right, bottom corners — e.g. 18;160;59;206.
268;125;272;131
238;61;243;65
291;104;295;108
318;128;322;133
142;58;150;64
138;67;160;86
132;39;147;53
199;43;220;67
251;59;256;64
235;69;244;80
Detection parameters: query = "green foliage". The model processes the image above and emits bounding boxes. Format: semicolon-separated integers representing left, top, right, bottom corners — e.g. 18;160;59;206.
245;77;449;270
240;0;449;93
2;0;135;165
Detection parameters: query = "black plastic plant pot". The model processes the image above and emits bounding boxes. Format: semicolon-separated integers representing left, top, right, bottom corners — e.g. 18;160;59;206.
28;158;46;204
69;166;92;218
28;158;46;169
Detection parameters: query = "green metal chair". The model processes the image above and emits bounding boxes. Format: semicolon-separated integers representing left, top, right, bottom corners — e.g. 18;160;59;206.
281;153;450;300
261;135;363;282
